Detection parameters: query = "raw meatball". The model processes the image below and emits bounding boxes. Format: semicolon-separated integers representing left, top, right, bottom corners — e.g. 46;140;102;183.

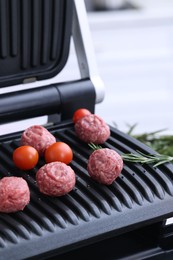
0;177;30;213
74;114;110;144
87;148;123;185
21;125;56;156
36;162;76;196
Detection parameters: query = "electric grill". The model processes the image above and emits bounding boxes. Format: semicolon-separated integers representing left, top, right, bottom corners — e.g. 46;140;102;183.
0;1;173;259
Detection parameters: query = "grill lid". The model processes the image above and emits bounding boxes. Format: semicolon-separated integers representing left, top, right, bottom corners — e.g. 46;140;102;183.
0;122;173;259
0;0;73;88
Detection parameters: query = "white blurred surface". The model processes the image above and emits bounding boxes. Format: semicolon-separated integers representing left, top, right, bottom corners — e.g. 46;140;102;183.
91;9;173;134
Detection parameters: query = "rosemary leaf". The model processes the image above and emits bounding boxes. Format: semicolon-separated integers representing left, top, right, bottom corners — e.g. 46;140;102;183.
127;124;173;156
88;123;173;167
88;143;102;151
126;123;138;135
121;151;173;167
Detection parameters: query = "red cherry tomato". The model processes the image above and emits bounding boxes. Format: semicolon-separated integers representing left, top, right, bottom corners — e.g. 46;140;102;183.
13;146;39;170
45;142;73;164
73;108;91;124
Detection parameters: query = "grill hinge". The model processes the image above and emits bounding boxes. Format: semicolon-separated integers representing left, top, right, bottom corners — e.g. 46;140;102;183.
0;79;95;124
57;78;95;121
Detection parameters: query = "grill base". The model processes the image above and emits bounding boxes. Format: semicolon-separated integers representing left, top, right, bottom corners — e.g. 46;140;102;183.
0;121;173;259
43;224;173;260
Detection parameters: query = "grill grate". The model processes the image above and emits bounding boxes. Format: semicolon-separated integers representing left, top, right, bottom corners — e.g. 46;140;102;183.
0;121;173;259
0;0;73;87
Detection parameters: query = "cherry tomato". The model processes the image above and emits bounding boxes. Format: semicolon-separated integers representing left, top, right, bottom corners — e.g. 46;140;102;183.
13;146;39;170
73;108;91;124
45;142;73;164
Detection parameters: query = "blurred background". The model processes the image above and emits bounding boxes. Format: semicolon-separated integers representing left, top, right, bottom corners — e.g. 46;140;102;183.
84;0;173;135
1;0;173;135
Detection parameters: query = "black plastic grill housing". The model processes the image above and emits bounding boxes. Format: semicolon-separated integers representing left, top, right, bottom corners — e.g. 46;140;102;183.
0;0;73;87
0;122;173;259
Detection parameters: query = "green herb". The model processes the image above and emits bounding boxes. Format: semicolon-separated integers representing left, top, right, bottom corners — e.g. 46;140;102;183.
88;141;173;167
88;143;102;150
127;124;173;157
121;151;173;167
89;122;173;167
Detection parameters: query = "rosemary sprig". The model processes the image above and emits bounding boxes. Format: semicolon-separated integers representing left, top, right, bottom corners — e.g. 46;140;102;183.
126;123;173;156
88;143;173;167
88;143;102;150
121;151;173;167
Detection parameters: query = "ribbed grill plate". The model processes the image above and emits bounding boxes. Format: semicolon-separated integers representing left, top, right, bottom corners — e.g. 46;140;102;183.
0;122;173;259
0;0;72;87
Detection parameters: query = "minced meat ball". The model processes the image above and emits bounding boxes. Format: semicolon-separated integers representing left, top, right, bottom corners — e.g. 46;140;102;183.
74;114;110;144
36;162;76;196
21;125;56;156
0;177;30;213
87;148;123;185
